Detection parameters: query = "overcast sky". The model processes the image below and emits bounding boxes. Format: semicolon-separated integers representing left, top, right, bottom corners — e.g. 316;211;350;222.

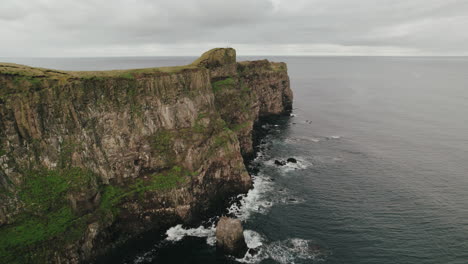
2;0;468;57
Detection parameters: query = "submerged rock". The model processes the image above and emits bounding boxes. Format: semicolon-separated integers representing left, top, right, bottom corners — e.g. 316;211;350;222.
274;160;286;166
216;217;248;258
246;247;259;256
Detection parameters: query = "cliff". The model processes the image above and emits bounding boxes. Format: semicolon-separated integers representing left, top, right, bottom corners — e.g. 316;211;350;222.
0;48;292;263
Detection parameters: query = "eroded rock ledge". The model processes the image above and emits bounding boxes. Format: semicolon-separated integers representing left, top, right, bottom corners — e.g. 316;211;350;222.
0;48;292;263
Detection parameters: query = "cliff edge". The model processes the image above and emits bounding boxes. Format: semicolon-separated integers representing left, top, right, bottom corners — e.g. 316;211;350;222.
0;48;292;263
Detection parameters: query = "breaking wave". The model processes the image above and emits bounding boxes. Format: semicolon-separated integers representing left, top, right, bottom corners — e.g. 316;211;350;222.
264;156;312;172
227;174;275;221
165;224;217;246
238;230;327;264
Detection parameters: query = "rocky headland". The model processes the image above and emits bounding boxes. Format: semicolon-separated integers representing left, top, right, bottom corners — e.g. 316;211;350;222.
0;48;292;263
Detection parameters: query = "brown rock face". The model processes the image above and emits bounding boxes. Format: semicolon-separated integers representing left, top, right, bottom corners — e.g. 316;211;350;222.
216;216;248;258
0;47;292;263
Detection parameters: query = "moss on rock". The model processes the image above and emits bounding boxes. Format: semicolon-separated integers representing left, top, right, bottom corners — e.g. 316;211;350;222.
212;77;235;93
0;167;98;262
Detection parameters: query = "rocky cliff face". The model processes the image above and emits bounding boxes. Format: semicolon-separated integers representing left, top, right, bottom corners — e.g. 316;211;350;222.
0;48;292;263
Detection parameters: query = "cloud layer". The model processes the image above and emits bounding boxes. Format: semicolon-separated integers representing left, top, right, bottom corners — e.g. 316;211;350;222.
1;0;467;56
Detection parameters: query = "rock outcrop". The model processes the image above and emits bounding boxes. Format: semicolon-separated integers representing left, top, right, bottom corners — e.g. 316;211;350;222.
0;48;292;263
216;216;248;258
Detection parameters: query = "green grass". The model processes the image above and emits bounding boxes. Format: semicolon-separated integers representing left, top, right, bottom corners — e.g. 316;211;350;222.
230;121;250;132
0;62;198;82
119;72;134;79
11;75;42;86
27;77;41;85
0;167;97;261
19;170;69;212
0;163;195;262
151;130;175;158
0;207;74;247
99;185;125;216
19;168;96;212
212;77;235;93
0;162;185;262
98;166;192;214
137;166;190;192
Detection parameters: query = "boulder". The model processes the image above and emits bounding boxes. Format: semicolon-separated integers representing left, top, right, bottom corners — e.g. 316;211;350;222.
287;158;297;163
216;217;248;257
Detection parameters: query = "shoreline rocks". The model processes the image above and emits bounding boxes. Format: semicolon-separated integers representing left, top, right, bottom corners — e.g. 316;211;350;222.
274;158;298;166
274;159;286;166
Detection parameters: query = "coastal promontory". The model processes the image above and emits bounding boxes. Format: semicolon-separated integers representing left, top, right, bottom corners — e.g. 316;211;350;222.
0;48;292;263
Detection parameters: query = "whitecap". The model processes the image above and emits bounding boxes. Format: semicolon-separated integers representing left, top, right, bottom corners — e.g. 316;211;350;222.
304;137;321;143
285;136;320;144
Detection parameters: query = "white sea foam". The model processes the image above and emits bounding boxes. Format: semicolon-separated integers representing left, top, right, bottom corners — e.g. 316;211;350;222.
265;157;311;172
286;136;321;144
265;238;324;263
165;224;216;246
237;235;326;264
133;249;157;264
244;230;264;249
227;173;305;223
304;136;321;143
282;159;311;172
227;174;275;221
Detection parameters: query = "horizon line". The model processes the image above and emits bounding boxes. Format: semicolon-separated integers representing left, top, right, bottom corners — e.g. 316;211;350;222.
2;54;468;59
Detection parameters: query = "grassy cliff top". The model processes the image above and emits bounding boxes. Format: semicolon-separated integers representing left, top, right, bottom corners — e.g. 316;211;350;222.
0;62;199;80
0;48;285;80
237;60;287;72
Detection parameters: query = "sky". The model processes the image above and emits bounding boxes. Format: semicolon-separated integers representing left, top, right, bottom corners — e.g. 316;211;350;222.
1;0;468;57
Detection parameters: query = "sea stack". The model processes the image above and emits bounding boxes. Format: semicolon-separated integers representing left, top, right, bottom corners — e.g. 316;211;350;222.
216;217;248;258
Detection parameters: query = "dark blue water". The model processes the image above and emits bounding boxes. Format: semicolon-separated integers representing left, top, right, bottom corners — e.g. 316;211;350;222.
3;56;468;264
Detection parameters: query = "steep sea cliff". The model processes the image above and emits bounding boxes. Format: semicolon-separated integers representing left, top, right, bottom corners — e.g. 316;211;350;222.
0;48;292;263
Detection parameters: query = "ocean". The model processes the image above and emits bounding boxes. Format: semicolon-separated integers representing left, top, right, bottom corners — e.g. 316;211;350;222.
3;56;468;264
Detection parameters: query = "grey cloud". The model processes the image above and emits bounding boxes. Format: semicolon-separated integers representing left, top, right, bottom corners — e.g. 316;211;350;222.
0;0;467;56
